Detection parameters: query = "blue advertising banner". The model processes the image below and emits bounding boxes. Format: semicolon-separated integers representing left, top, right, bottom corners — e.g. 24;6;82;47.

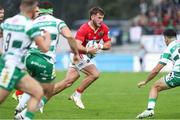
55;53;133;72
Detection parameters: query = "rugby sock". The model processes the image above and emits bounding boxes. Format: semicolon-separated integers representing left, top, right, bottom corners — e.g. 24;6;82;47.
75;89;82;98
147;98;156;110
25;111;34;120
36;96;48;110
41;96;48;104
15;90;24;96
76;88;83;93
16;93;30;111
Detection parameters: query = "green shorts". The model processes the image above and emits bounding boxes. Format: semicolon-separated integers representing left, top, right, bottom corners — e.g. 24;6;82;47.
25;52;56;83
0;57;25;91
164;72;180;88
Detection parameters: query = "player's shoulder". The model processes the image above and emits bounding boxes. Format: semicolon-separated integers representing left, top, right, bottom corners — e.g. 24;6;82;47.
167;40;179;49
4;14;19;23
48;15;66;25
4;14;31;25
170;40;179;46
56;18;65;23
101;22;109;30
79;22;89;29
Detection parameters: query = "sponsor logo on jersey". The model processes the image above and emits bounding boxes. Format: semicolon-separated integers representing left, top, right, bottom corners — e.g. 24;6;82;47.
31;61;46;68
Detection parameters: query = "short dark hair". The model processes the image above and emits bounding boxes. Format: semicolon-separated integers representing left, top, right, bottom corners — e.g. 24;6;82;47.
163;29;177;37
38;0;53;9
89;7;105;19
21;0;38;6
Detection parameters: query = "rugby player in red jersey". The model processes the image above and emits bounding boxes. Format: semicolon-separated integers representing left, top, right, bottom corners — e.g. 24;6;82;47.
53;7;111;109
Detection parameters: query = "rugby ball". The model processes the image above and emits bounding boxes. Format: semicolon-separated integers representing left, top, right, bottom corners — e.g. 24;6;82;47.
86;41;98;59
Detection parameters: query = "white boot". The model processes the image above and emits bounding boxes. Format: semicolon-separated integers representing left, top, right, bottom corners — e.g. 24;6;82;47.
136;109;154;119
69;93;85;109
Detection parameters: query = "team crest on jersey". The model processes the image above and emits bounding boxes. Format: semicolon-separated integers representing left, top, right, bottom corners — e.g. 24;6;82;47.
98;31;104;37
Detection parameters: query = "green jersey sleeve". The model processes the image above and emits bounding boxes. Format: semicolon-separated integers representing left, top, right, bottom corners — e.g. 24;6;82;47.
159;46;172;65
26;26;42;39
57;20;67;33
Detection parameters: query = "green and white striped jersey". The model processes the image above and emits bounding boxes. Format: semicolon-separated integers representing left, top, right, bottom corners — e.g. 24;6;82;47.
159;40;180;72
30;14;67;63
0;14;41;69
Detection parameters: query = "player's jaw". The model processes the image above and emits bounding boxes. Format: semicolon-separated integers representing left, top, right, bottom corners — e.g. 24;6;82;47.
92;14;104;28
92;20;102;28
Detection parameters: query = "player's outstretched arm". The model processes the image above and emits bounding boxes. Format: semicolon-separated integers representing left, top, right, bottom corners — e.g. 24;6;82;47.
138;63;165;88
61;27;79;55
61;27;80;64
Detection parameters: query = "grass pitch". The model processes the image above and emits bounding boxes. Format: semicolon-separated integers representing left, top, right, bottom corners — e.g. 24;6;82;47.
0;71;180;119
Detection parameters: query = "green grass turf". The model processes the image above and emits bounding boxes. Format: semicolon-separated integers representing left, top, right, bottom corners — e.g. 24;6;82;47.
0;71;180;119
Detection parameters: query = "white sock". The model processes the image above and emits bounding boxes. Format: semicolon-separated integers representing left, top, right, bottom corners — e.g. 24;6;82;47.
36;100;44;111
75;90;81;98
147;98;156;110
20;108;27;117
16;93;30;111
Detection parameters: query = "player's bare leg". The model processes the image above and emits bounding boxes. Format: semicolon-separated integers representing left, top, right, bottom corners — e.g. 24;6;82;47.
15;82;54;115
78;64;100;91
18;67;80;113
15;75;44;119
53;67;80;96
0;89;10;104
136;77;170;119
69;64;100;109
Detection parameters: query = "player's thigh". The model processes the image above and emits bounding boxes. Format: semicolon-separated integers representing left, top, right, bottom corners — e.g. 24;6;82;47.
81;64;100;76
0;59;25;92
153;77;170;91
17;75;43;96
25;53;56;83
41;83;54;95
65;67;80;81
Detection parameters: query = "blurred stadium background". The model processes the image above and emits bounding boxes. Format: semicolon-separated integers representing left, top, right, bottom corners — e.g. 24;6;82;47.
0;0;180;119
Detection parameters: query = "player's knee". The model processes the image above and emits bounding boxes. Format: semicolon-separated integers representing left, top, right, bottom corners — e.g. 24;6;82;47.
152;83;163;92
33;87;44;100
91;71;100;80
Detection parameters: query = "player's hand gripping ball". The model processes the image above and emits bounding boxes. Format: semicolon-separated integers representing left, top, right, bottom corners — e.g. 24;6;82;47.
86;41;99;59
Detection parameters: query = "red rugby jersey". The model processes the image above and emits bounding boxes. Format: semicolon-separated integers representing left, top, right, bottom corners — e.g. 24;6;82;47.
75;22;111;48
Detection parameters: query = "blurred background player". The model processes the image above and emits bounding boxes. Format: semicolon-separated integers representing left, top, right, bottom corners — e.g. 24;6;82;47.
12;6;41;102
53;7;111;109
14;0;80;117
136;29;179;119
0;0;52;119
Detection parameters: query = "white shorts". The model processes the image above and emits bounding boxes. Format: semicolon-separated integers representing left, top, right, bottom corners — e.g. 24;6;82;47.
69;53;95;70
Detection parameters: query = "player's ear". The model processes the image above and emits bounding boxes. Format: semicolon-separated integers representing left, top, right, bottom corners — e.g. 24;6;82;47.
91;15;95;20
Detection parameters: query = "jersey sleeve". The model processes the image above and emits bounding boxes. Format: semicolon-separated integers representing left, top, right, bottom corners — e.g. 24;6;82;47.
75;25;86;42
26;22;42;40
102;25;111;42
57;20;67;34
159;46;172;65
